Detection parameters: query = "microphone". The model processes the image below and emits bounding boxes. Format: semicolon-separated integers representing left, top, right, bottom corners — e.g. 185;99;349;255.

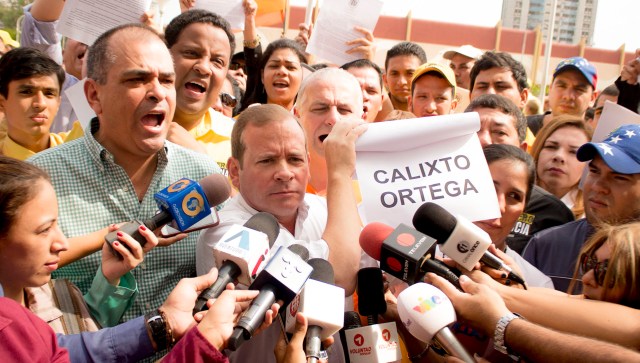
193;212;280;313
105;174;231;248
357;268;386;325
339;312;362;363
397;283;474;363
359;223;461;289
412;202;525;285
284;259;345;363
227;244;313;351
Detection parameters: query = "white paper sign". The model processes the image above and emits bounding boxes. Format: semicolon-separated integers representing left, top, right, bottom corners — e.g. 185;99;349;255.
355;113;500;228
344;322;402;363
64;79;95;129
56;0;152;46
306;0;383;66
592;101;640;142
194;0;245;30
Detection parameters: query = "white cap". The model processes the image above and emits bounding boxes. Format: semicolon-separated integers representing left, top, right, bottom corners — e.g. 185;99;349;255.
443;45;483;60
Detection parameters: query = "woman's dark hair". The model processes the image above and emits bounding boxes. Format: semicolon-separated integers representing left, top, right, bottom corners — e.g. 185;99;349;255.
483;144;536;204
239;38;307;112
0;156;51;238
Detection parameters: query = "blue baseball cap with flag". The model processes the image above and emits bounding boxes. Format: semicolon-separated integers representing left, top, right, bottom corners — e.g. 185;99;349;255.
577;124;640;174
553;56;597;89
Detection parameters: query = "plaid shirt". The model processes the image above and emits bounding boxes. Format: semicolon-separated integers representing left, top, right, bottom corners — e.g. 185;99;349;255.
29;119;220;322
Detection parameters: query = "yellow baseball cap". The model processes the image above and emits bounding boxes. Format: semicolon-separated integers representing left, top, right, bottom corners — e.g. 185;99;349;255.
0;30;19;49
411;62;457;98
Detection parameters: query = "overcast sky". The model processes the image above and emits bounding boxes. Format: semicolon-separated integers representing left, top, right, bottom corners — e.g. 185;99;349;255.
292;0;640;52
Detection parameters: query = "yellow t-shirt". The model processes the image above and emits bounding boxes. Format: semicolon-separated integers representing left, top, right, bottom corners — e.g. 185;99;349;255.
188;108;234;174
0;120;84;160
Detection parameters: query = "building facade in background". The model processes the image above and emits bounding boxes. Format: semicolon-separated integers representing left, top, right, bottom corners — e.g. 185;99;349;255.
502;0;598;46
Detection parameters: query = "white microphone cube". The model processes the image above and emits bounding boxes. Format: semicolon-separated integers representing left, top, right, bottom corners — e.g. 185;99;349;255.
439;216;491;271
397;283;457;342
285;279;345;339
214;224;271;286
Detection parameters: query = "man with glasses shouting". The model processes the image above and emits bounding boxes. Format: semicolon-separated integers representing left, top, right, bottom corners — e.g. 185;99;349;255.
524;124;640;292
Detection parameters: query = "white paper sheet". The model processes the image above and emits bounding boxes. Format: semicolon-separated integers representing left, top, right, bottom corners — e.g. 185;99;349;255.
355;113;500;228
306;0;383;66
592;100;640;142
56;0;152;46
64;79;96;129
194;0;245;30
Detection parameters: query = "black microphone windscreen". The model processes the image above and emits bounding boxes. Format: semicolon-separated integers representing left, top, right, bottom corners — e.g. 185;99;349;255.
198;174;232;206
243;212;280;247
357;268;387;317
307;258;335;284
287;244;310;262
343;311;362;329
412;202;457;242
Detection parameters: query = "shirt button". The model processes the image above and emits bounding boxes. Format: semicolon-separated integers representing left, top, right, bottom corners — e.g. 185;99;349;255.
140;262;146;269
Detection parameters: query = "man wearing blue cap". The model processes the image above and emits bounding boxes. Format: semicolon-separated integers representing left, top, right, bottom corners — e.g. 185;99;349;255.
523;124;640;291
528;57;597;135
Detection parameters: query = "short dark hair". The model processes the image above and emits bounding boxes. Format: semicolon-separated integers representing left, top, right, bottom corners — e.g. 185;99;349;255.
483;144;535;204
87;23;163;84
341;59;383;89
469;51;528;93
384;42;427;70
466;94;527;143
231;104;303;166
0;47;65;98
165;9;235;59
594;83;620;108
239;38;308;112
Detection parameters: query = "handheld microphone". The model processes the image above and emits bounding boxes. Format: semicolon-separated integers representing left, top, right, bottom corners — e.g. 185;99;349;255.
359;223;461;289
284;259;344;363
193;212;280;313
227;244;313;351
397;283;474;363
357;268;386;325
339;312;362;363
105;174;231;248
412;202;525;285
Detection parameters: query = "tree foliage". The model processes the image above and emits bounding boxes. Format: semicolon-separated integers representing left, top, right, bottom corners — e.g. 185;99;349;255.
0;0;31;39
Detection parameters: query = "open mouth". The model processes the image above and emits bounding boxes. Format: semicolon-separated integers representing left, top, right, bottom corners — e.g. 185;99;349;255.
185;81;206;93
273;81;289;89
141;111;166;127
319;134;328;143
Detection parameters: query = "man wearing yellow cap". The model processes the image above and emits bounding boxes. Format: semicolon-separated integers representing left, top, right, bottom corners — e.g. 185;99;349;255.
408;63;458;118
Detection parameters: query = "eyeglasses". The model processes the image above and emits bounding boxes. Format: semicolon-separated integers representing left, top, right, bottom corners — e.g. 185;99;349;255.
229;62;246;73
220;92;237;108
580;254;609;286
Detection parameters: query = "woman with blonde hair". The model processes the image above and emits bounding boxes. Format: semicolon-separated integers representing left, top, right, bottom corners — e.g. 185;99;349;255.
569;222;640;309
530;115;593;219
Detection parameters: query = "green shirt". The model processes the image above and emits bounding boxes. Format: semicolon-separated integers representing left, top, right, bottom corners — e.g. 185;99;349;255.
29;119;221;322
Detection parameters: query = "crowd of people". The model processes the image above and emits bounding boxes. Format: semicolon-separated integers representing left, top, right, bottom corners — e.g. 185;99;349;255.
1;0;640;362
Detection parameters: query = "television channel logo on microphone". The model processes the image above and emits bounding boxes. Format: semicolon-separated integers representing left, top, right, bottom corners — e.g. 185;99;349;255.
381;224;436;283
154;178;211;231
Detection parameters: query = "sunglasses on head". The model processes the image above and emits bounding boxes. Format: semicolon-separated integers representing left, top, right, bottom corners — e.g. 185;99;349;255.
229;62;246;73
220;92;237;108
580;254;609;286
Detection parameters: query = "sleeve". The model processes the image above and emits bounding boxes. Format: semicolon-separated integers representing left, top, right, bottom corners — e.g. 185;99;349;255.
615;76;640;114
57;316;154;363
162;327;229;363
84;269;138;327
20;4;63;65
239;44;264;112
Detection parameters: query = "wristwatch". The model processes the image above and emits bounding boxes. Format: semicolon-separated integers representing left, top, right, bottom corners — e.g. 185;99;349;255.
145;309;171;351
494;312;523;360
